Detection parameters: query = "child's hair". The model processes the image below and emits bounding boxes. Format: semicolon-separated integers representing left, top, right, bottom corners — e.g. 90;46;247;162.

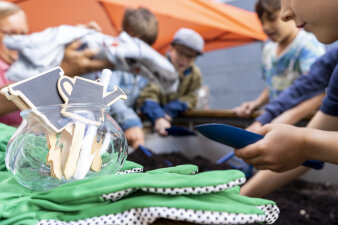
255;0;281;19
122;7;158;46
0;1;22;20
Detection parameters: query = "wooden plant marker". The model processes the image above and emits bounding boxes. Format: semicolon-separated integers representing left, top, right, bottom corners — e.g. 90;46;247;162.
91;135;103;172
60;123;74;175
45;129;62;180
63;121;86;180
58;76;127;125
4;67;68;132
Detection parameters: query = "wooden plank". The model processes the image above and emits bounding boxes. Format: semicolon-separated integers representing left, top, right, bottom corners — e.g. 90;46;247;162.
181;109;263;118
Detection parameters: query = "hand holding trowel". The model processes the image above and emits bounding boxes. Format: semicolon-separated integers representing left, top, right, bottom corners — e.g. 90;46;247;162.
195;123;324;171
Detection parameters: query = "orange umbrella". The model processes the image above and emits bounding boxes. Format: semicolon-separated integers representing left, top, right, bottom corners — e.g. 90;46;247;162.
6;0;118;35
99;0;267;53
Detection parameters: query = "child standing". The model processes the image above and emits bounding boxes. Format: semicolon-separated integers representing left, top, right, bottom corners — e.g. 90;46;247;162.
233;0;325;118
137;28;204;136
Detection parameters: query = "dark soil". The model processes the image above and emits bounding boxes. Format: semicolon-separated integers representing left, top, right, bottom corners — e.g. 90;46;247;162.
128;148;338;225
127;147;232;172
262;180;338;225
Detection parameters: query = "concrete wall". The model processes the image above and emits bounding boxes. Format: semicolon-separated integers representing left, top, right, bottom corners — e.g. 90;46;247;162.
196;42;265;109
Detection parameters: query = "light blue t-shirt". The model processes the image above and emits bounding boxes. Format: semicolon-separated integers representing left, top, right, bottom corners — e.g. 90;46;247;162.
262;30;326;101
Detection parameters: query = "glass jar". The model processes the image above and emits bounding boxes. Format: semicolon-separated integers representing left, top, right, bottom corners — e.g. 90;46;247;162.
5;104;128;191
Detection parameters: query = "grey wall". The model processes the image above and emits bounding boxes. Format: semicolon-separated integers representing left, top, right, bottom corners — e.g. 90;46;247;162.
196;41;265;109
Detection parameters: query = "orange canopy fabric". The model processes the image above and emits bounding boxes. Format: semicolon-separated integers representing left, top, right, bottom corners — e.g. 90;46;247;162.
99;0;267;53
7;0;266;53
6;0;118;35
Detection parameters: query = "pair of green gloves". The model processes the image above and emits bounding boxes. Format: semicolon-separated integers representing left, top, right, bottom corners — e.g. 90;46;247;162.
0;123;279;225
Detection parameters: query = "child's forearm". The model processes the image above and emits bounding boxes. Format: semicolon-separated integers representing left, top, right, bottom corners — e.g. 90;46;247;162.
303;128;338;165
240;166;309;197
253;88;269;108
301;111;338;164
271;92;325;125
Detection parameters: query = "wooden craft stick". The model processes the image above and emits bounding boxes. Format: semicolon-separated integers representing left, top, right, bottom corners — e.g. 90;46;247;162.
90;135;103;172
60;123;74;173
13;97;30;111
63;121;86;180
50;148;62;180
45;129;62;180
90;132;112;172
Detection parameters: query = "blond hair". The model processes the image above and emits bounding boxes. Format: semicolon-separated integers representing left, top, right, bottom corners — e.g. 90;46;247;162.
122;7;158;46
0;1;22;20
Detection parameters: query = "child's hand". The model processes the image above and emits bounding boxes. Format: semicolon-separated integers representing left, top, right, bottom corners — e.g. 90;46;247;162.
124;127;145;149
232;101;257;118
60;40;112;77
246;121;263;132
164;113;172;122
235;124;307;172
154;118;171;136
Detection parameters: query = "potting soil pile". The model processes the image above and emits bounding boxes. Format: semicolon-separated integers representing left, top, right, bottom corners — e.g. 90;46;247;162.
129;147;338;225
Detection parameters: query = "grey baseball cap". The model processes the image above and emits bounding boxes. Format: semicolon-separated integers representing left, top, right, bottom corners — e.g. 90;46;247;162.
171;28;204;55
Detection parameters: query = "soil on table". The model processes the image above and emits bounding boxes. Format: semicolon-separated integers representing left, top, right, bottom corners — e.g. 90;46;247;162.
128;148;338;225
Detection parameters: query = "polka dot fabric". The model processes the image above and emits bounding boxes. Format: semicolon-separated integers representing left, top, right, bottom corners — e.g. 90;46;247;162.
141;176;246;195
258;204;280;224
116;167;143;174
37;206;278;225
102;177;246;203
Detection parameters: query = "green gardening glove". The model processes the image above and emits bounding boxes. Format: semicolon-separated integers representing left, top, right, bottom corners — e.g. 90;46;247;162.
0;160;143;201
0;123;16;172
0;165;245;220
0;164;279;225
2;187;279;225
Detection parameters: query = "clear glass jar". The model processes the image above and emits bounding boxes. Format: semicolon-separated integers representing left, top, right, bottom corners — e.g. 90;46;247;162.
5;104;128;191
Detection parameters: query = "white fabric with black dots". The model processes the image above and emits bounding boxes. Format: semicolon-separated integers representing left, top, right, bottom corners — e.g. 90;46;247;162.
37;205;278;225
102;177;246;203
258;204;280;224
102;188;137;202
116;167;143;175
141;176;246;195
